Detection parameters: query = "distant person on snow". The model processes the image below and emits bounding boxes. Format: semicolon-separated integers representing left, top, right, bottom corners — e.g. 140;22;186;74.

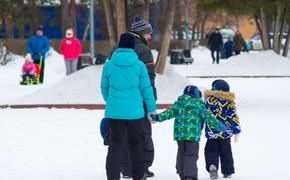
203;79;241;179
150;85;226;180
20;53;37;85
25;26;50;84
233;30;245;55
60;28;82;75
224;38;233;59
208;28;223;64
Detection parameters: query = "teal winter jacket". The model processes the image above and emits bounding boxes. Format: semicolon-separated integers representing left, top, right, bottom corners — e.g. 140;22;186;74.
101;48;156;120
157;94;226;141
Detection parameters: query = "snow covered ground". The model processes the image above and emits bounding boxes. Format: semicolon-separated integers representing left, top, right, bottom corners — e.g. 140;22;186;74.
0;48;290;179
0;49;66;104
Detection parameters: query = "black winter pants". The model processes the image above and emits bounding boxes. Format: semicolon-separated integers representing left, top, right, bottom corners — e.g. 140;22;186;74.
204;138;234;175
140;115;154;170
22;73;36;81
211;50;220;64
122;108;154;173
176;141;199;179
106;119;144;180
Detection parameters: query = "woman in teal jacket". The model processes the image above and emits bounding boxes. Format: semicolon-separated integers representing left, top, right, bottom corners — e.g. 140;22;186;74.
101;33;156;180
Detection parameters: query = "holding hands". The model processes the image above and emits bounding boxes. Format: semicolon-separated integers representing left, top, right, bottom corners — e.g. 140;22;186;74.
147;112;158;124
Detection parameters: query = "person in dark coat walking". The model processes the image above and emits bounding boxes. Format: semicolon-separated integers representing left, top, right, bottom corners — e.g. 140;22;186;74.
128;16;157;178
25;26;50;84
101;33;156;180
208;28;223;64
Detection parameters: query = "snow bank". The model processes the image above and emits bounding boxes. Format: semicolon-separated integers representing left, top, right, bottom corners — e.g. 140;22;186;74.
12;61;190;104
3;47;290;105
174;49;290;77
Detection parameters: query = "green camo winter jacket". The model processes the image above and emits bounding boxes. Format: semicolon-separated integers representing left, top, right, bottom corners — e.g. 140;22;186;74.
157;94;225;141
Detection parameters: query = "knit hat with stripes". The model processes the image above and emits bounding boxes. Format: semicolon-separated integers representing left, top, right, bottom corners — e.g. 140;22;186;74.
131;15;153;35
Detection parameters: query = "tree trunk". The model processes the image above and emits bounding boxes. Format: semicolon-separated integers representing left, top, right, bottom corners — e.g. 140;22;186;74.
176;0;183;40
82;23;90;40
279;5;288;52
254;13;263;46
69;0;77;33
282;24;290;57
27;0;38;35
103;0;117;48
155;0;177;74
116;0;127;39
260;8;271;50
61;0;70;36
142;0;151;21
4;14;13;39
200;13;208;39
191;21;199;40
273;3;283;54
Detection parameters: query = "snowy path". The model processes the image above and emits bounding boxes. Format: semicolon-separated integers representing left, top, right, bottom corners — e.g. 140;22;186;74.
1;78;290;180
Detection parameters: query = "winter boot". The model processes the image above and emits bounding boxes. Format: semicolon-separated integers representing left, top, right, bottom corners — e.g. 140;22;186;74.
122;174;132;179
20;80;27;85
144;169;154;178
223;174;232;178
139;175;147;180
209;164;218;179
20;78;28;85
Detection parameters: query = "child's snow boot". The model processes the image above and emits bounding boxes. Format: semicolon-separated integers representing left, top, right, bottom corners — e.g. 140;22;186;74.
20;77;28;85
209;164;218;179
20;80;27;85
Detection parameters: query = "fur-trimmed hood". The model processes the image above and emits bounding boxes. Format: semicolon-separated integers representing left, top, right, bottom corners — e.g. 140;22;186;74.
203;89;235;102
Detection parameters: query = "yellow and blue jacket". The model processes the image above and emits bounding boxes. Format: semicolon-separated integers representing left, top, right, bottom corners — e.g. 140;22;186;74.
204;90;241;140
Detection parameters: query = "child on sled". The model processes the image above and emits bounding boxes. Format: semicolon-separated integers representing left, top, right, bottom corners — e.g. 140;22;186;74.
20;54;37;85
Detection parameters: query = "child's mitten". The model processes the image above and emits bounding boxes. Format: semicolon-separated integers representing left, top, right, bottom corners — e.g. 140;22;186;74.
234;133;240;143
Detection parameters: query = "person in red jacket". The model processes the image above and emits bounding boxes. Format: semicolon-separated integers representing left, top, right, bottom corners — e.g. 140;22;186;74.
60;28;82;75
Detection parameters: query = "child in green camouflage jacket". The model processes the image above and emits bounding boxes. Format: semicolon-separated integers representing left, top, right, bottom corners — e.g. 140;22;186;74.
150;85;226;180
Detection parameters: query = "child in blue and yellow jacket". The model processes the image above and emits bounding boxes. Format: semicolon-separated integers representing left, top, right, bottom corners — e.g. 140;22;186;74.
204;79;241;179
151;85;226;180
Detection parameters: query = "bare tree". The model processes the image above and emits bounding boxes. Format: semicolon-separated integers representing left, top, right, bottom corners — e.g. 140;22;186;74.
61;0;70;35
142;0;151;21
27;0;38;35
116;0;127;38
69;0;77;33
103;0;117;48
175;0;184;40
273;2;283;54
282;24;290;57
155;0;177;74
60;0;78;36
259;8;271;50
3;13;13;39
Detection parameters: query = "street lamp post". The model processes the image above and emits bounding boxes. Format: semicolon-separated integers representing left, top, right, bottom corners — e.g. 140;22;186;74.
89;0;95;61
